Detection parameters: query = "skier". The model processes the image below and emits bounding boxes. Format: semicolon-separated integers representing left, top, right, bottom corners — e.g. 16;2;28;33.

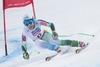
21;15;87;59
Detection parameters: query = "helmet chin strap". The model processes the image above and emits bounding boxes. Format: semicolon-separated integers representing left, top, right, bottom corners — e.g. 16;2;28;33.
28;24;35;30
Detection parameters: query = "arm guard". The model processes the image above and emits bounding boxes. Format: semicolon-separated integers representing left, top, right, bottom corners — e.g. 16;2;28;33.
50;23;55;31
22;34;27;54
37;19;56;31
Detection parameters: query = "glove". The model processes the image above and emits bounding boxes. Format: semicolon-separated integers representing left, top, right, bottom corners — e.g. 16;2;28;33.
52;31;58;40
23;52;29;60
22;45;29;60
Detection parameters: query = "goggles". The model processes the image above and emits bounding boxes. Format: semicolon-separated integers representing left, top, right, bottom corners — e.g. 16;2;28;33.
25;21;33;26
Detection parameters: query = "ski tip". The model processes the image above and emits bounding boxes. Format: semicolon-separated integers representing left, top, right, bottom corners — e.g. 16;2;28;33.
92;35;95;37
45;57;51;61
75;49;81;54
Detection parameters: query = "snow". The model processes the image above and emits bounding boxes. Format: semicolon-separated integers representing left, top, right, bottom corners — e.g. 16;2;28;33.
0;0;100;67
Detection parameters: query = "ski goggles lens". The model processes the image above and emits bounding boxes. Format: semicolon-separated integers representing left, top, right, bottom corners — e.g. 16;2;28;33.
25;21;33;26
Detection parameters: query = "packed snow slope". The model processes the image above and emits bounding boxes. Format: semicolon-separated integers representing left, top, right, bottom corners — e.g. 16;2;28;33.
0;0;100;67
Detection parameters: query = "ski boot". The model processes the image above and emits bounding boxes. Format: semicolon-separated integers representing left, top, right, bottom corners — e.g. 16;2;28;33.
76;41;89;54
79;41;89;47
55;46;70;54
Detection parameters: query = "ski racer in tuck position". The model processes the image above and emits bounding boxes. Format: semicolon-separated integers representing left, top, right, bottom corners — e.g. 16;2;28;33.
21;15;87;59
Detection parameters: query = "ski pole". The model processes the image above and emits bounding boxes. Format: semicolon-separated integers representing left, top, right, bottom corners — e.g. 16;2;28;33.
29;50;40;56
77;33;95;37
59;33;95;37
58;34;74;37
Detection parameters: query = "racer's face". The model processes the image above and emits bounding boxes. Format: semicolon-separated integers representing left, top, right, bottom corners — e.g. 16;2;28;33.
25;21;35;30
28;23;35;30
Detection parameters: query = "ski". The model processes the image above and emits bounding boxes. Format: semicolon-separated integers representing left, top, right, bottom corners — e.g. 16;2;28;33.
45;47;70;61
75;43;89;54
45;53;58;61
45;44;89;61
